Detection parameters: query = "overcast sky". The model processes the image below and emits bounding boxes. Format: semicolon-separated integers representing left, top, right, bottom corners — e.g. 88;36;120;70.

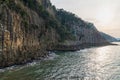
50;0;120;38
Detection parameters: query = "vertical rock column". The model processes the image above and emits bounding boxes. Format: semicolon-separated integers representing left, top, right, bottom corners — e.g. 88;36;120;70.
4;30;11;51
0;26;2;53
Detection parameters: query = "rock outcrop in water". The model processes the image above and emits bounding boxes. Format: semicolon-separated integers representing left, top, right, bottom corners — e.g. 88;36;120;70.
0;0;110;67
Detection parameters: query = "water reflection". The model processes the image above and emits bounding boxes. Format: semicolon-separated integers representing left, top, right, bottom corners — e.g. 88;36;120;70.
95;46;109;62
45;44;120;80
0;43;120;80
85;46;112;80
86;44;120;80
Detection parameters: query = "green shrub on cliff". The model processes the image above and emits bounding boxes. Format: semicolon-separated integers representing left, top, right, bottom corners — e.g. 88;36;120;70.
21;0;37;10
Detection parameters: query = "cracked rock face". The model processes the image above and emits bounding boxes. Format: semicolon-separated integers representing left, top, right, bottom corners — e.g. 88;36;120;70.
0;0;58;67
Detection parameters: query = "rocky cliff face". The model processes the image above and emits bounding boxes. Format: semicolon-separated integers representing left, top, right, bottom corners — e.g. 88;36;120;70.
0;0;59;67
55;9;109;47
0;0;110;67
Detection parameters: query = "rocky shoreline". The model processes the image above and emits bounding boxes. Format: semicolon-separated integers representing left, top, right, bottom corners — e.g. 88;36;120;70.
0;51;58;73
0;51;58;69
49;42;117;51
0;42;118;69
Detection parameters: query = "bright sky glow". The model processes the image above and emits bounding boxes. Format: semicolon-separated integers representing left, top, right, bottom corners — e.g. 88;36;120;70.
50;0;120;37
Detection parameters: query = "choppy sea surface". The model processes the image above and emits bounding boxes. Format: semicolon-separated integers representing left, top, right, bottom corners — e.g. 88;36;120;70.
0;42;120;80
